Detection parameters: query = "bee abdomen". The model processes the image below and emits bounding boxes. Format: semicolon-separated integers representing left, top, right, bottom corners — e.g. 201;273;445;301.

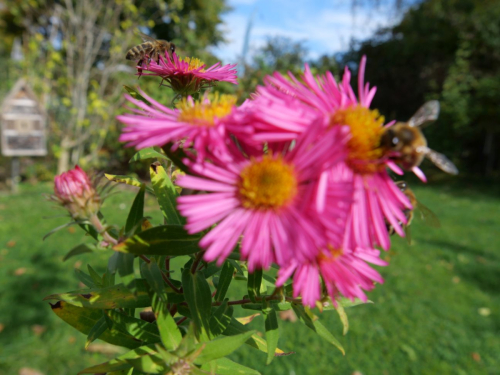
126;43;153;60
126;46;143;60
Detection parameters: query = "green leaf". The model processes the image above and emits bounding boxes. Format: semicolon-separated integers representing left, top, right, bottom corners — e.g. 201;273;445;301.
114;225;201;256
182;268;212;341
291;304;344;355
85;315;108;349
117;252;137;293
50;301;142;349
215;262;234;302
63;243;94;261
126;184;145;234
102;271;116;288
194;330;256;365
107;370;135;375
74;268;96;288
247;270;262;303
43;281;151;309
78;344;157;374
209;300;233;337
203;263;220;279
106;309;162;344
200;357;261;375
263;307;279;364
321;297;372;311
87;264;103;287
155;344;179;365
241;303;264;311
130;147;169;163
43;221;78;241
141;261;167;302
105;173;154;194
262;274;276;288
228;259;245;279
222;318;286;356
150;162;182;225
126;354;166;374
79;222;100;241
124;85;152;105
336;303;349;335
271;301;292;311
176;322;198;358
151;293;182;350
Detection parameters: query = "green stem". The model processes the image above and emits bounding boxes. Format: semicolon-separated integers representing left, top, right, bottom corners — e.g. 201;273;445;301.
88;214;118;246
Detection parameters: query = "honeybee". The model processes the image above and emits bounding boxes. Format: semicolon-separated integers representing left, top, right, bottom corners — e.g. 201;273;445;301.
126;33;176;69
388;181;440;243
380;101;458;175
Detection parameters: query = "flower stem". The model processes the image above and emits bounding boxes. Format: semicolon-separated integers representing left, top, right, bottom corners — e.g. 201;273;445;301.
88;215;118;245
161;272;183;294
191;252;204;274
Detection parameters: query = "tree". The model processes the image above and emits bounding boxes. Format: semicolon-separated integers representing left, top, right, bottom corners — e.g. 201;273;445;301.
341;0;500;175
0;0;229;173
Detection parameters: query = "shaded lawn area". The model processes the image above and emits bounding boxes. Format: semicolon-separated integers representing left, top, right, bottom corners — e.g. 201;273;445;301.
0;179;499;374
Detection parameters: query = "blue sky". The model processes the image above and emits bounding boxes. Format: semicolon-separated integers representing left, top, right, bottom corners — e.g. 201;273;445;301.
212;0;400;64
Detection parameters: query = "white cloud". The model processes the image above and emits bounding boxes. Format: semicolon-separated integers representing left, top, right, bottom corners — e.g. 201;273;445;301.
212;2;399;64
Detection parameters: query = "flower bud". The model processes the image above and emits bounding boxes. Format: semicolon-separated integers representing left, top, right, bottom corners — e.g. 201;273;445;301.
53;166;101;220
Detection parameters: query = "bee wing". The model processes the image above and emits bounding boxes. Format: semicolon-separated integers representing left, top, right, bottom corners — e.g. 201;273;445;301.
408;100;440;128
415;201;441;228
139;32;156;43
404;225;412;245
425;148;459;175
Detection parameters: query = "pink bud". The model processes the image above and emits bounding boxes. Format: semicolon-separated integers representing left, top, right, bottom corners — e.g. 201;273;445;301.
53;166;100;220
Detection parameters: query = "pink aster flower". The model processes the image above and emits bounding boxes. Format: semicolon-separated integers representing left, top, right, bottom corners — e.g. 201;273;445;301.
176;122;351;271
248;57;412;250
228;84;317;149
277;246;387;308
138;52;237;95
53;166;101;221
117;91;237;162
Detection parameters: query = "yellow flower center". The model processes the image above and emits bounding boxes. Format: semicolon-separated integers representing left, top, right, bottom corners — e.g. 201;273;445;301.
177;94;236;126
180;56;206;72
318;245;344;263
238;155;298;210
330;105;385;175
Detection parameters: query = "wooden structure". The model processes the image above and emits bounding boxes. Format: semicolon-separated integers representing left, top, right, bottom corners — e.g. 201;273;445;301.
1;79;47;192
1;78;47;157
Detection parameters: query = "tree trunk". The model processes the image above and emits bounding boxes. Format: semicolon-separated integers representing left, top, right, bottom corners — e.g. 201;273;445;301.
57;137;71;174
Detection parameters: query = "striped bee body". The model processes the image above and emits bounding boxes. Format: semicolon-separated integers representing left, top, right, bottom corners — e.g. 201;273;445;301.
126;34;176;70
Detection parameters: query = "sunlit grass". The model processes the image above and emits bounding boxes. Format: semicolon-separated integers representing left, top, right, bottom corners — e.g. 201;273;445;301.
0;179;498;374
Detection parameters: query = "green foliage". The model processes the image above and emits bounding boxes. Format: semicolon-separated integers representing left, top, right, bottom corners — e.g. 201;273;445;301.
1;182;499;374
114;225;201;256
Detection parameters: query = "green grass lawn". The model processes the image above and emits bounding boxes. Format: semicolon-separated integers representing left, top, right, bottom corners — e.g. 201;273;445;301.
0;179;499;375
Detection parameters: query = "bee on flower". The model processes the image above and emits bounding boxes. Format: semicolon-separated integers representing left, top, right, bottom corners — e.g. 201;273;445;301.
137;51;237;97
242;56;414;251
118;91;239;162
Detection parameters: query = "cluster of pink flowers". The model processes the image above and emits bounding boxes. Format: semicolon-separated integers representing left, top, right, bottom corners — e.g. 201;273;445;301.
116;55;417;307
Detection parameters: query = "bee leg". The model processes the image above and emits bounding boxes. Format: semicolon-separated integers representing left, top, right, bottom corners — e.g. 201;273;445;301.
137;59;144;79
